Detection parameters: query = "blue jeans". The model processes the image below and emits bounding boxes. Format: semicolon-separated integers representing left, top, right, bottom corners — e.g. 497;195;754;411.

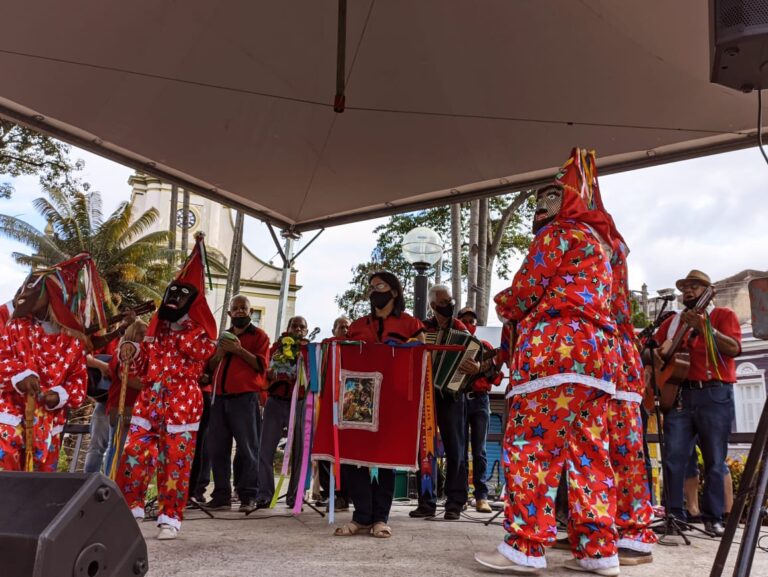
84;401;110;473
209;392;262;502
465;393;489;500
418;392;467;512
663;383;734;523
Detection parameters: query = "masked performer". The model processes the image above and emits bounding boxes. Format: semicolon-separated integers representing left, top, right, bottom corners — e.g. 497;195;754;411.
0;254;107;471
116;233;217;540
597;194;657;565
475;149;620;576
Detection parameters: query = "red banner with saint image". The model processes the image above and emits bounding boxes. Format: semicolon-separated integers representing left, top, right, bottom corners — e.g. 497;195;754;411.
312;342;427;470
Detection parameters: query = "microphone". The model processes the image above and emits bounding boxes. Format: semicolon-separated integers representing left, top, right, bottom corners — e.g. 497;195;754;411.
307;327;320;341
657;294;677;301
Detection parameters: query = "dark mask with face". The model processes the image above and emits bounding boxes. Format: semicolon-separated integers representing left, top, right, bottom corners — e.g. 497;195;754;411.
158;282;198;322
370;291;394;310
433;302;455;318
532;185;563;233
231;316;251;329
11;274;49;320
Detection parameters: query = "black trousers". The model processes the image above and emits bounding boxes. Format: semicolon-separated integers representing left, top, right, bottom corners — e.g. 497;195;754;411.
188;391;212;500
343;465;394;525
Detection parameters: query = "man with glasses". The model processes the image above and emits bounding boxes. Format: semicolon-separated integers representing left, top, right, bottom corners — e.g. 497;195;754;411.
654;270;741;537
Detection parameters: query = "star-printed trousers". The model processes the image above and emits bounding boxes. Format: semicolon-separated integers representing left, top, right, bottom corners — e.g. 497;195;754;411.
116;425;197;529
607;399;656;551
501;384;617;568
0;417;57;472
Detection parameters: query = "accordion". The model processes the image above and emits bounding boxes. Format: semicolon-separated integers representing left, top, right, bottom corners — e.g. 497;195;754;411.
424;329;482;398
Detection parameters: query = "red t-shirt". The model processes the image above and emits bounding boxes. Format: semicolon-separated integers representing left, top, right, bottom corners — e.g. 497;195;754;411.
213;324;270;396
105;355;141;413
348;312;424;344
655;307;742;383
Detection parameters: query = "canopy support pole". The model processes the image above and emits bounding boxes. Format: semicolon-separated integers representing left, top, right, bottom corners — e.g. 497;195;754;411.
267;224;324;339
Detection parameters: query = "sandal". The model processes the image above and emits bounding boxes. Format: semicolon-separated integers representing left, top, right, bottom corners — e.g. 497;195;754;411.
372;522;392;539
333;521;372;537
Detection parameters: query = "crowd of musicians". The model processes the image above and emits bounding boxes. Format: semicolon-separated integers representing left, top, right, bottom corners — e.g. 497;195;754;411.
0;149;742;575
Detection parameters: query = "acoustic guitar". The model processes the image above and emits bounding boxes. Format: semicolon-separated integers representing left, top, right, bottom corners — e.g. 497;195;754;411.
643;286;715;412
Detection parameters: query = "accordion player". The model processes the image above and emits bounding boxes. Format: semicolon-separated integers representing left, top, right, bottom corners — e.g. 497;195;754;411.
424;328;485;398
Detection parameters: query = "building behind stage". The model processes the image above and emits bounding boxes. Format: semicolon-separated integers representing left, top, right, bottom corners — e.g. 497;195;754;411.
129;173;300;338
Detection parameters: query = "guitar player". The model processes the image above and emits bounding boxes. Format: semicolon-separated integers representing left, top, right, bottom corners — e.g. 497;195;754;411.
653;269;741;537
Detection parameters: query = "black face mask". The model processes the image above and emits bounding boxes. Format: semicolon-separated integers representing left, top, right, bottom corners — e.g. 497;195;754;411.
370;291;394;310
434;303;455;318
231;316;251;329
158;304;188;322
683;297;699;310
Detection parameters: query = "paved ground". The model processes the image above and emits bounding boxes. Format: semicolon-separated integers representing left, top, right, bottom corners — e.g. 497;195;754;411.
139;500;768;577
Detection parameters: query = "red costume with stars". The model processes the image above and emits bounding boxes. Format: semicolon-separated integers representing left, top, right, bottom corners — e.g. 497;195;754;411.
493;149;620;571
116;235;217;531
0;255;107;472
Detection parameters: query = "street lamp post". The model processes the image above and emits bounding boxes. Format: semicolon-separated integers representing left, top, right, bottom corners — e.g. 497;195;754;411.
401;227;444;321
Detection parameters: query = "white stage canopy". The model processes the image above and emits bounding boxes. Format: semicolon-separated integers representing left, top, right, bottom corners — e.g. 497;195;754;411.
0;1;762;231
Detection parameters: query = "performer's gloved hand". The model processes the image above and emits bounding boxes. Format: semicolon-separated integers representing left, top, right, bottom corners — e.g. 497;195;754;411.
119;341;139;363
16;375;41;395
43;390;59;409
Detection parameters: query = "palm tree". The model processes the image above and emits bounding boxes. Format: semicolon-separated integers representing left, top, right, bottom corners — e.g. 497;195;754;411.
0;188;181;310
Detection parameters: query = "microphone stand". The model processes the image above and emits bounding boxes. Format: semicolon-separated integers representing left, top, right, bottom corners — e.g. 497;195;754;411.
641;300;713;544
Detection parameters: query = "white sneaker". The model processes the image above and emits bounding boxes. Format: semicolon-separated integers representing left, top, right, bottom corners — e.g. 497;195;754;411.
474;551;541;574
564;558;620;576
157;524;179;540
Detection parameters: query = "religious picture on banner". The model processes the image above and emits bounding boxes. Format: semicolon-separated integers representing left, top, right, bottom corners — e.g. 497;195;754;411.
338;370;382;431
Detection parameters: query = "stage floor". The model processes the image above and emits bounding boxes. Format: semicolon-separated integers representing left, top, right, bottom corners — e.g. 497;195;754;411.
138;500;767;576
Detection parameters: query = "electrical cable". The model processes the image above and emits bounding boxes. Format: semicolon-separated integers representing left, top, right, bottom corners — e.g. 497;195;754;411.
758;90;768;167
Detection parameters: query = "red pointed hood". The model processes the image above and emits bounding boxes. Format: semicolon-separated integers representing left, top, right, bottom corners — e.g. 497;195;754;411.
40;253;108;341
552;148;615;251
148;233;217;340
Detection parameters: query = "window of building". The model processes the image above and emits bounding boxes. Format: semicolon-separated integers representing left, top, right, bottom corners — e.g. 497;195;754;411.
250;307;264;328
734;363;766;433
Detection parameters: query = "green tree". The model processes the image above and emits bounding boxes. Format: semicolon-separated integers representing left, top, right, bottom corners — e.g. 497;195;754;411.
335;193;535;319
630;295;650;328
0;120;83;199
0;188;180;309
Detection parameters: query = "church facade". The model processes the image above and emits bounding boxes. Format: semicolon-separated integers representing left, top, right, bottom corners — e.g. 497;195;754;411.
129;173;299;337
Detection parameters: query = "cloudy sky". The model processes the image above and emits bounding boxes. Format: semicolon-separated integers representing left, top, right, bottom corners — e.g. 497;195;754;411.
1;146;766;339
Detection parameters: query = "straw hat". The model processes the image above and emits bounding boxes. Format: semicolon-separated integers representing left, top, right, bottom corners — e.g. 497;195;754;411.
675;269;712;291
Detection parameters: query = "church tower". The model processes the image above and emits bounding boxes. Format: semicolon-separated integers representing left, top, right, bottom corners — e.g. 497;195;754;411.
128;173;299;335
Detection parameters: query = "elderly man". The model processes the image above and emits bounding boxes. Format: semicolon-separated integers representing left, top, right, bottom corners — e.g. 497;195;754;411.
410;285;483;520
655;269;741;537
205;295;270;513
257;316;310;508
457;306;500;514
317;315;352;510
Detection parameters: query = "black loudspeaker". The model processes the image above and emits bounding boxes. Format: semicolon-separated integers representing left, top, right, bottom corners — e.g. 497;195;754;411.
711;0;768;91
0;472;148;577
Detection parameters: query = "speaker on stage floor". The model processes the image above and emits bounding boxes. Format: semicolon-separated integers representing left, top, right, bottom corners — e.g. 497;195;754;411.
0;472;148;577
711;0;768;92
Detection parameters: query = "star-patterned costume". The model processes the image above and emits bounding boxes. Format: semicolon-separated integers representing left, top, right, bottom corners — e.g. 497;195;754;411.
493;149;620;571
117;317;215;529
0;319;87;471
606;245;657;553
116;234;217;531
0;255;106;472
